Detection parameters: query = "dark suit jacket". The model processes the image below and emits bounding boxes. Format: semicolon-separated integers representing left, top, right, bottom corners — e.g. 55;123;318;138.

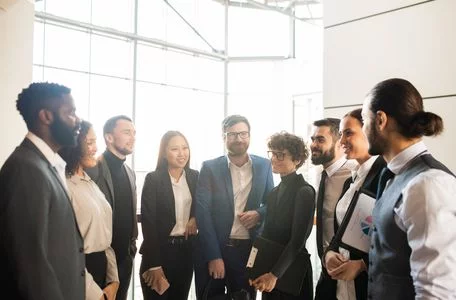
327;155;386;299
0;138;85;300
139;167;199;268
86;153;138;258
261;173;315;297
195;155;274;262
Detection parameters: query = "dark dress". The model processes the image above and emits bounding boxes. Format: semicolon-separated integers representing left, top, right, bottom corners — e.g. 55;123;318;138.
139;168;199;300
260;172;316;300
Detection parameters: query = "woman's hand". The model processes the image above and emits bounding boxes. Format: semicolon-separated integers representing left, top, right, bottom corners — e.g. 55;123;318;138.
184;217;197;239
142;268;168;290
324;250;347;272
327;259;366;281
249;272;278;293
103;281;119;300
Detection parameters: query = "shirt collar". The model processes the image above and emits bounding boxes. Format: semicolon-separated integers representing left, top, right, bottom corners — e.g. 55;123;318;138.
325;156;347;177
387;141;428;175
26;132;66;170
226;154;252;169
169;169;186;185
354;155;379;180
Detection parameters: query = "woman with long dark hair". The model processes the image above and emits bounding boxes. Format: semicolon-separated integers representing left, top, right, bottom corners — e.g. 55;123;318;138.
59;120;119;300
139;131;199;300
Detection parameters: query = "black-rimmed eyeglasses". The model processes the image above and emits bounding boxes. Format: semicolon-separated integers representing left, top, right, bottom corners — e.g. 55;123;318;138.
267;151;287;161
224;131;250;140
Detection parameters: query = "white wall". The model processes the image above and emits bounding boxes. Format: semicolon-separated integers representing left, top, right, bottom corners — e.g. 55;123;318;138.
323;0;456;171
0;0;34;165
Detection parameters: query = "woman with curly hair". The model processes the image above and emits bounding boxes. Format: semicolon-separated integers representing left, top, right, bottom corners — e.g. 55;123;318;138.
250;132;316;299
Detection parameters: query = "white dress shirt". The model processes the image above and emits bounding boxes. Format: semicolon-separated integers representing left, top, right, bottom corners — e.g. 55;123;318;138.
67;172;118;300
228;156;253;239
385;141;456;299
169;170;193;236
321;157;358;251
26;132;68;191
335;156;378;300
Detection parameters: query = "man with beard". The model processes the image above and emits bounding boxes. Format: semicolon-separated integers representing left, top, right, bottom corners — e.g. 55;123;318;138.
86;115;138;300
310;118;357;300
0;82;85;300
195;115;274;299
361;78;456;299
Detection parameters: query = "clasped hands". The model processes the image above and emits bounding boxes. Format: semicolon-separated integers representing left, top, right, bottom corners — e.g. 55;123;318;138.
101;281;119;300
324;250;366;281
142;268;170;295
249;272;277;293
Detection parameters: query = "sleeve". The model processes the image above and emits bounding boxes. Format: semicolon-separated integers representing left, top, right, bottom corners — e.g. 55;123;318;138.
271;185;316;278
396;170;456;299
195;162;222;262
140;172;162;268
189;169;200;218
105;246;119;283
2;162;71;300
85;268;104;300
256;162;274;221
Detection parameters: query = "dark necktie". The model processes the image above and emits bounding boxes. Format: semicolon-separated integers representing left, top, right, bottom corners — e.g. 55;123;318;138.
376;167;395;199
316;170;328;258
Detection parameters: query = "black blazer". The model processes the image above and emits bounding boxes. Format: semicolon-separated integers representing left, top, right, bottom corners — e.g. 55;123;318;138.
327;155;386;300
0;139;85;300
86;153;138;257
139;168;199;269
261;172;315;295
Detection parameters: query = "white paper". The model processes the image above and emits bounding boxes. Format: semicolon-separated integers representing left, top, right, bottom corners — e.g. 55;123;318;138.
246;246;258;268
341;192;375;253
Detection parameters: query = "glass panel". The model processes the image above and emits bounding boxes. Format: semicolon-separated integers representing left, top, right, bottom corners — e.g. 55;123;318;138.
91;0;134;32
42;68;90;121
45;0;91;23
88;75;133;151
44;24;90;71
33;66;44;82
137;0;167;40
33;22;44;65
136;44;167;83
90;33;133;78
134;82;223;173
228;6;289;56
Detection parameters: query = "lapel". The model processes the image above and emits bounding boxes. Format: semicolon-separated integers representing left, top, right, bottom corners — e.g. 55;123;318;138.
160;169;176;221
220;157;235;212
361;156;386;193
99;155;115;206
246;156;259;211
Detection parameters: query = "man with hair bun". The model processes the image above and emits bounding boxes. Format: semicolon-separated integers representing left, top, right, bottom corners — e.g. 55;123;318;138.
361;78;456;299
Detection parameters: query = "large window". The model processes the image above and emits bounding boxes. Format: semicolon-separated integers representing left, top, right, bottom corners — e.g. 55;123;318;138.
33;0;322;298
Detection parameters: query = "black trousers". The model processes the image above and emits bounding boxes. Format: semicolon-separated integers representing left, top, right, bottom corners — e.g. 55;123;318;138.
116;254;134;300
314;269;337;300
195;239;255;300
140;238;194;300
86;251;108;288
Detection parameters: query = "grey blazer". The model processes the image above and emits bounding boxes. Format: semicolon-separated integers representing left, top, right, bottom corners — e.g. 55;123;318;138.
0;138;85;300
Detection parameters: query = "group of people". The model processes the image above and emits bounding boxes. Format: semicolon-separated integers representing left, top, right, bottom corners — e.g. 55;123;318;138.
0;77;455;300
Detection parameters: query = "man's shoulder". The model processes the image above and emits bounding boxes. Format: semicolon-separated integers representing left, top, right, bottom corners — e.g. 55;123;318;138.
202;156;226;166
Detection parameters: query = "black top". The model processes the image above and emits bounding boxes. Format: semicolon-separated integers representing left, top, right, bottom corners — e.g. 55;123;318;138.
104;150;133;260
261;172;316;278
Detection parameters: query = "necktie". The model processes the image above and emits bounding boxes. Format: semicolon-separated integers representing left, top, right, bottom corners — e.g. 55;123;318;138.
316;170;328;258
376;167;395;199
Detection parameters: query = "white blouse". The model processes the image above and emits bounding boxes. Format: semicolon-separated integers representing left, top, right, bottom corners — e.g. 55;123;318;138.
67;172;119;300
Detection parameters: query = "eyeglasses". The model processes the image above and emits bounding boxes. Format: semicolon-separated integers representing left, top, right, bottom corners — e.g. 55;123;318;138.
267;150;288;161
224;131;250;140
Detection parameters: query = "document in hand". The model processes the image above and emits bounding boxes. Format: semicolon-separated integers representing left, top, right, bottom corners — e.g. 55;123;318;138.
246;236;309;296
338;190;376;253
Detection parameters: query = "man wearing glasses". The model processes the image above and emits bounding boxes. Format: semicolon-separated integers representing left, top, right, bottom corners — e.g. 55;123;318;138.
195;115;274;299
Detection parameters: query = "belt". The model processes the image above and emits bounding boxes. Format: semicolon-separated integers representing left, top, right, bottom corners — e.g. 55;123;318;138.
167;236;190;245
225;238;251;248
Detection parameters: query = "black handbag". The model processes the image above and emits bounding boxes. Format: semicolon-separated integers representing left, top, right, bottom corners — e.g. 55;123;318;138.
202;278;251;300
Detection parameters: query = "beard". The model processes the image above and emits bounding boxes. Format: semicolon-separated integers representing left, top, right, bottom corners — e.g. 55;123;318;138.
227;141;249;157
311;145;336;166
367;124;385;156
50;113;79;147
113;145;133;156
